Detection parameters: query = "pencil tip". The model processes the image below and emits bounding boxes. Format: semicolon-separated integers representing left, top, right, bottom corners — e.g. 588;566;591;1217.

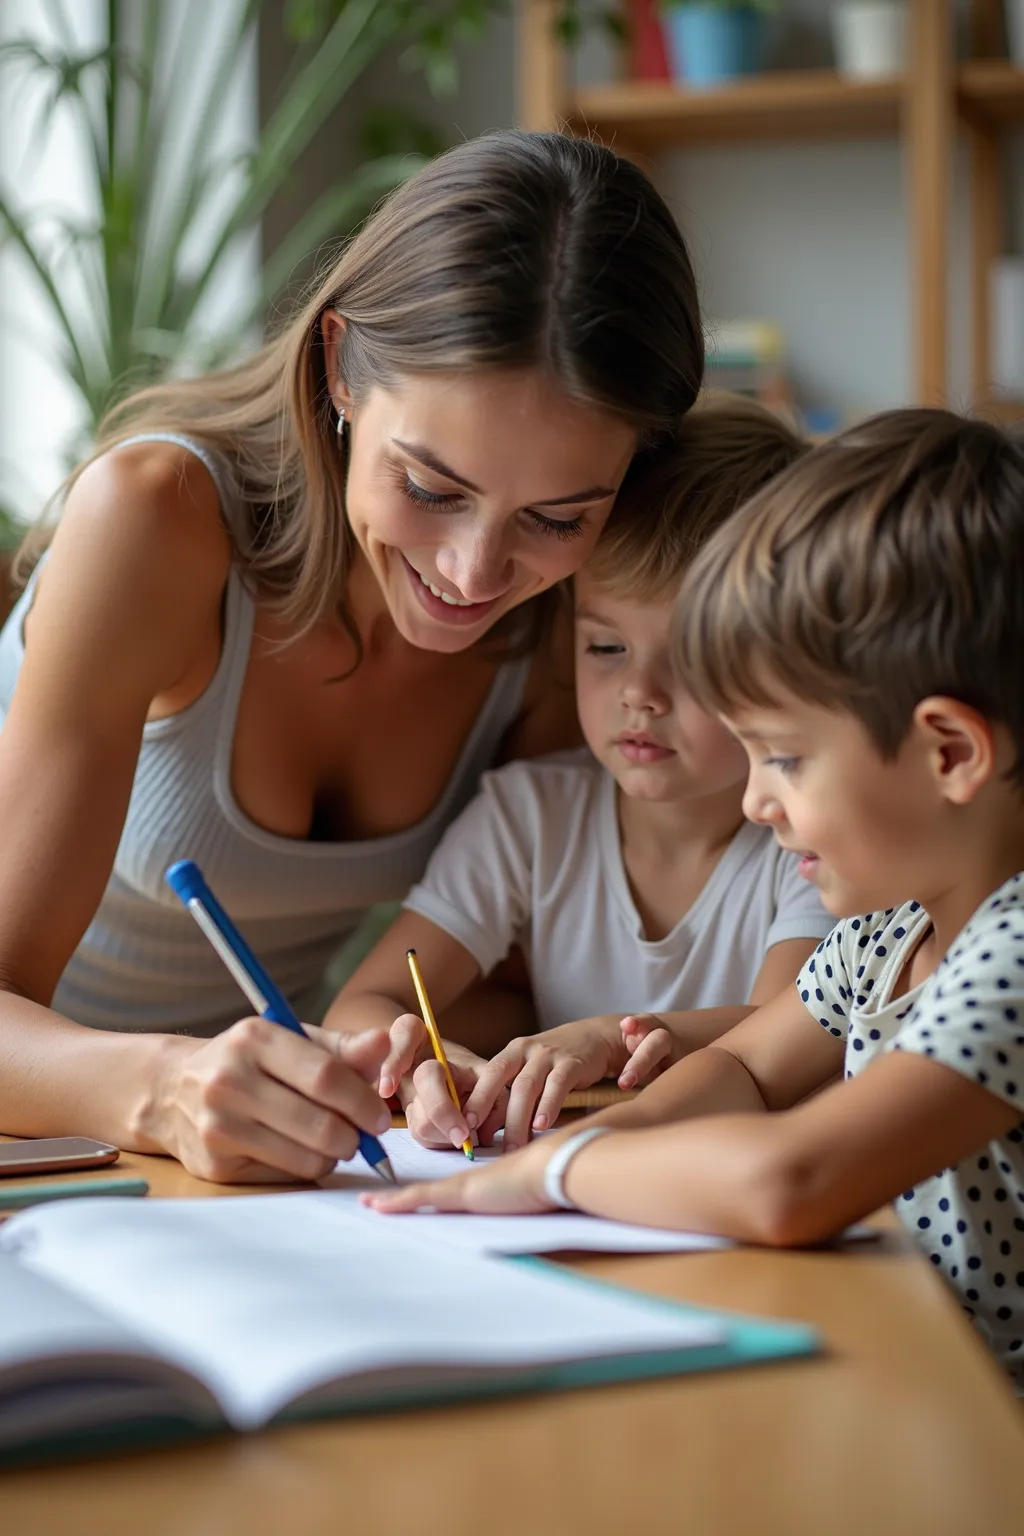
464;1146;475;1162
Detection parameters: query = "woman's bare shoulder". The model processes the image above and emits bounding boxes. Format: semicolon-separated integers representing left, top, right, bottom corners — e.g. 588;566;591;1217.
61;440;232;586
25;441;234;701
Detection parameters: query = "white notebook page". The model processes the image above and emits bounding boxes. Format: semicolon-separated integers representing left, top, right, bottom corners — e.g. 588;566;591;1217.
0;1195;724;1431
334;1128;731;1256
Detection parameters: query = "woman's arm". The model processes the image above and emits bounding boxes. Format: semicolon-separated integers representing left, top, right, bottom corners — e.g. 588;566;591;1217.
0;446;389;1181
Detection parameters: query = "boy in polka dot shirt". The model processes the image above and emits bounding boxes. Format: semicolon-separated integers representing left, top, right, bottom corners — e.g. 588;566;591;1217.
366;408;1024;1393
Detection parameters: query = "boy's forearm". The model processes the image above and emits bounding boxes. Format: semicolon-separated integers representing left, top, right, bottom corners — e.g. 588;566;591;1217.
561;1112;794;1244
653;1005;754;1049
583;1045;768;1134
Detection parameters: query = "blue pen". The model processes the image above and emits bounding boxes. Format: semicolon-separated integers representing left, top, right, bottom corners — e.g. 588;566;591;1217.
165;860;395;1183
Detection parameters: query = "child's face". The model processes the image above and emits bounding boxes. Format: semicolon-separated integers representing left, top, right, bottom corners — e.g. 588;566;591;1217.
573;573;749;805
729;695;943;916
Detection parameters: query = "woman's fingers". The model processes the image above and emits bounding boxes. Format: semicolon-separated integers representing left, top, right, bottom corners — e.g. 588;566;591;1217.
163;1017;395;1184
377;1013;429;1100
254;1019;392;1135
182;1108;344;1184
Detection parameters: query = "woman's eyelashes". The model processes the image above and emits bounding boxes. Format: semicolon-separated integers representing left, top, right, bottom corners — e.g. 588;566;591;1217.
527;511;585;541
402;477;463;511
400;475;585;541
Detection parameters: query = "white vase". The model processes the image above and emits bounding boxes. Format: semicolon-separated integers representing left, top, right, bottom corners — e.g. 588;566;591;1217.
991;257;1024;398
832;1;907;80
1005;0;1024;67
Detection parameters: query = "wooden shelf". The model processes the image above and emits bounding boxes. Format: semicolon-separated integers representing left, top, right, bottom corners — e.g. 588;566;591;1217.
972;395;1024;423
958;61;1024;128
567;70;904;148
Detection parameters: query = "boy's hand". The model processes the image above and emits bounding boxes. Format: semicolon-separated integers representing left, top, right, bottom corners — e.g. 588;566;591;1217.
463;1016;625;1150
362;1135;556;1216
377;1012;434;1101
405;1053;510;1151
619;1013;677;1088
378;1013;508;1151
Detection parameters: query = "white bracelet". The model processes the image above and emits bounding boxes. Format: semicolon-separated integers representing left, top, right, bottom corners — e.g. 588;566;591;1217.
542;1126;611;1210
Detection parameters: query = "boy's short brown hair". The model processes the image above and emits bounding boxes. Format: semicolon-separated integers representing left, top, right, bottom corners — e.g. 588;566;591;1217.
586;394;807;599
674;407;1024;786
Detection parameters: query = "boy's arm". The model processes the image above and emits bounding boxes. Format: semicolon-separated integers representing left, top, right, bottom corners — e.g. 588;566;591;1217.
370;992;1017;1243
554;1048;1018;1243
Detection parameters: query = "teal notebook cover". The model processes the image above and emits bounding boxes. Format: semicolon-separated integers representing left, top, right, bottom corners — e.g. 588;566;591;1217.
2;1257;819;1468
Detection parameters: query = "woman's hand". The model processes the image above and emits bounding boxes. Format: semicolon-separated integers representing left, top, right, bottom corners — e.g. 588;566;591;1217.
145;1020;393;1184
363;1134;558;1216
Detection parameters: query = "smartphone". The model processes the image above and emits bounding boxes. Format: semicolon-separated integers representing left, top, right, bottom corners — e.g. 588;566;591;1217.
0;1137;120;1177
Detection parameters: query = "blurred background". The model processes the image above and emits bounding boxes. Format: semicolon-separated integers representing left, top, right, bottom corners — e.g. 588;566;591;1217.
1;0;1021;554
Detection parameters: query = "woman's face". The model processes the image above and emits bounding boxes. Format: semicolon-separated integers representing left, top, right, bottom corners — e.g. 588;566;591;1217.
326;336;637;653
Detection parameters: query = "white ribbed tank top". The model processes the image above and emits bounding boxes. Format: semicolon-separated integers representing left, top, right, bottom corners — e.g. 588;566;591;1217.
0;434;531;1034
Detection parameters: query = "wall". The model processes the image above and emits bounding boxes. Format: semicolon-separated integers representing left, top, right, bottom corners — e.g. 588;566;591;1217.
265;0;1023;425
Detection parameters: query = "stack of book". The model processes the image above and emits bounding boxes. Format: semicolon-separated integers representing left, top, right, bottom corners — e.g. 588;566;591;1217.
704;320;792;410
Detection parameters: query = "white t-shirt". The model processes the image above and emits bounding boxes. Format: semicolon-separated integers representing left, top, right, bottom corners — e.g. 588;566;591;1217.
797;872;1024;1391
404;751;834;1031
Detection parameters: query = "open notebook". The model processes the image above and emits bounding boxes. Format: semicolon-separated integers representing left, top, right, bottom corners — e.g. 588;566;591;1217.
0;1192;817;1464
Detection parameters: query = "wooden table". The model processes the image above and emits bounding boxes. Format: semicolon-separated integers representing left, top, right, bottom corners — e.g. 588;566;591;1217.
3;1148;1024;1536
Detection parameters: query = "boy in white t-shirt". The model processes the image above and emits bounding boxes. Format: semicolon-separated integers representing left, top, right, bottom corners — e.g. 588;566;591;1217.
333;400;833;1148
367;409;1024;1393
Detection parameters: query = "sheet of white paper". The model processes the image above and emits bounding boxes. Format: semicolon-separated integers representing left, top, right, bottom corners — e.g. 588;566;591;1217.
336;1130;880;1255
340;1128;509;1183
0;1194;724;1431
334;1128;731;1255
326;1195;731;1256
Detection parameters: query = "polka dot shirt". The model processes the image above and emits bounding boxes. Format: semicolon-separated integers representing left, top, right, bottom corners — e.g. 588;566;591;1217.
796;872;1024;1391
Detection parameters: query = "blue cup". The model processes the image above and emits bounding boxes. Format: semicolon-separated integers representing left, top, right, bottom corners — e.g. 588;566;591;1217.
663;5;767;88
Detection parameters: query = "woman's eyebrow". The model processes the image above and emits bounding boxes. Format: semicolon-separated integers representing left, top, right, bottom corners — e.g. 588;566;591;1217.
392;440;481;492
391;439;616;505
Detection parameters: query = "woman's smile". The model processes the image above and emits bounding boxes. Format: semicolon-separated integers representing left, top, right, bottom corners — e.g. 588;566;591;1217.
402;554;506;627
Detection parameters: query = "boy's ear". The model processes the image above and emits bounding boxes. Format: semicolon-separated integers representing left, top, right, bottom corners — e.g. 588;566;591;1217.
321;308;353;417
911;695;997;806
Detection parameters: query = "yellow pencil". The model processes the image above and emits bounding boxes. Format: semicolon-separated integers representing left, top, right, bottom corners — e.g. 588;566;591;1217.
405;948;474;1161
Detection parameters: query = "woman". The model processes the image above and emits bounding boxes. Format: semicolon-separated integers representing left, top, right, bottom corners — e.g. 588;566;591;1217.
0;130;702;1182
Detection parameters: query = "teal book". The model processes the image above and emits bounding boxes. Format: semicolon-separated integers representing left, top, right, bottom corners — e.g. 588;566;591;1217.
0;1194;817;1466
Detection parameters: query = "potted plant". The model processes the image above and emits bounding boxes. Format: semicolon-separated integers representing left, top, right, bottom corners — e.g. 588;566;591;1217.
660;0;775;88
0;1;503;518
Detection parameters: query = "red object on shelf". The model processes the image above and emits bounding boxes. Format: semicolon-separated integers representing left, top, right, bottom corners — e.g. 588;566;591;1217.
629;0;671;80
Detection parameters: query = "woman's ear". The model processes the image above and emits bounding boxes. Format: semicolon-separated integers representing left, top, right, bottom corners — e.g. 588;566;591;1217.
912;695;998;806
321;308;353;418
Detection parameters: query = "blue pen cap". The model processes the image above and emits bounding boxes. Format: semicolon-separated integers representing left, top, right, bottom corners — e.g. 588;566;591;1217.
165;859;206;905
